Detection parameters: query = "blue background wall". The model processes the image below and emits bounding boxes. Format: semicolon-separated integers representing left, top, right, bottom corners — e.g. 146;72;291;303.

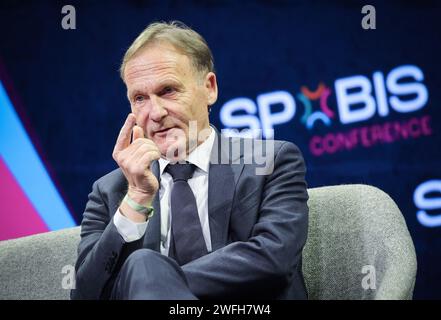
0;0;439;299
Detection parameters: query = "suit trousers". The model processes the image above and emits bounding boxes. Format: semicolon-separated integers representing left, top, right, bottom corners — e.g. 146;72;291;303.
110;249;198;300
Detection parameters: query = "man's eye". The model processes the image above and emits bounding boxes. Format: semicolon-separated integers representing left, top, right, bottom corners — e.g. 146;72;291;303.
162;86;175;95
134;95;145;103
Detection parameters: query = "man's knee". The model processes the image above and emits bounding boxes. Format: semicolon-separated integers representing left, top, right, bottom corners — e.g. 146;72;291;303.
112;249;194;299
122;249;180;275
126;248;162;264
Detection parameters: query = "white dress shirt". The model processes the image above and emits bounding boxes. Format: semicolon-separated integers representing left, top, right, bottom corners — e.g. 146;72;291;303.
113;127;215;256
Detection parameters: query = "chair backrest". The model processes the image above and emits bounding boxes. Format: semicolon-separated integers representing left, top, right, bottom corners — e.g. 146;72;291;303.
0;227;80;299
303;184;417;299
0;184;417;299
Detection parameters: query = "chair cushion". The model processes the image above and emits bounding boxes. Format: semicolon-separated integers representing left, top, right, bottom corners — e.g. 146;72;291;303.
0;227;80;300
303;184;417;299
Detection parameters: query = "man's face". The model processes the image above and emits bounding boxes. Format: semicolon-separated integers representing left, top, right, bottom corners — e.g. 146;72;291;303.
124;42;217;158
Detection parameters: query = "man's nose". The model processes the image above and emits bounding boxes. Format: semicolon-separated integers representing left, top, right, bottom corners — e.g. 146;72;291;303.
149;96;167;122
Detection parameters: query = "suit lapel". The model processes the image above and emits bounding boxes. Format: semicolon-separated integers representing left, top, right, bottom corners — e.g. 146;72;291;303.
208;130;244;251
143;160;161;251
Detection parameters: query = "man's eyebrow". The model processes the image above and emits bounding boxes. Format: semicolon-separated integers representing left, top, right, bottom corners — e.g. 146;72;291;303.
127;88;143;99
128;79;183;98
156;78;183;89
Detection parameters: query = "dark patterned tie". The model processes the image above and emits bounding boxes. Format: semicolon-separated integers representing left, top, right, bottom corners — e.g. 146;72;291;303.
166;163;208;265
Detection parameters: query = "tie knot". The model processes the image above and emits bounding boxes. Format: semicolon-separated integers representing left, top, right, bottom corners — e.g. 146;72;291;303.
166;163;196;182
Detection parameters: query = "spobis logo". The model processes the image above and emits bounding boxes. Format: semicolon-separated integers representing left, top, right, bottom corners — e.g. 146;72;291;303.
414;180;441;228
220;65;433;156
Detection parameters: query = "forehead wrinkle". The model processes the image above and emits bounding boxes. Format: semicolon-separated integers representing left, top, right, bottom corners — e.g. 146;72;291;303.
126;59;175;79
125;57;190;96
128;76;183;99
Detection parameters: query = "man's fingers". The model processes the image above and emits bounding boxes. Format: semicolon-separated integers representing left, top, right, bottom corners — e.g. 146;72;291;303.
114;113;136;154
137;150;161;169
123;140;160;165
132;125;145;141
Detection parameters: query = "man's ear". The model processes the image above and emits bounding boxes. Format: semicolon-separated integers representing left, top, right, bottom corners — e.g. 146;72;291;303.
205;72;218;106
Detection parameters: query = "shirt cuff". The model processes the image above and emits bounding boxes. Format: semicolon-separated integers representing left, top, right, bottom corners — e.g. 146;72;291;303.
113;209;149;243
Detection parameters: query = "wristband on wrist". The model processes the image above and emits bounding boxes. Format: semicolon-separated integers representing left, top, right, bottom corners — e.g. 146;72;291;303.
123;194;154;218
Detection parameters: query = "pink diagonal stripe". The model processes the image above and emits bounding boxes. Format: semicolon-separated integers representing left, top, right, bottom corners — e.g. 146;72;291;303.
0;156;49;241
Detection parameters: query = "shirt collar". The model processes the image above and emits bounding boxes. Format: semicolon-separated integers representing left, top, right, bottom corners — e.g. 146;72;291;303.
158;126;215;175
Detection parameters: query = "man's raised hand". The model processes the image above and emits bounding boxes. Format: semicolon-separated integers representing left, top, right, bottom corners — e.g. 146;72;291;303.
112;113;161;221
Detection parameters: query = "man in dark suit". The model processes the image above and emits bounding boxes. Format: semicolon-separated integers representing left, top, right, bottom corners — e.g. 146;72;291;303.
71;21;309;300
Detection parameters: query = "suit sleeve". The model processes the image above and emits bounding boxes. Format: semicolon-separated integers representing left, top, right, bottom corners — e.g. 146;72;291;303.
182;142;309;298
70;179;144;300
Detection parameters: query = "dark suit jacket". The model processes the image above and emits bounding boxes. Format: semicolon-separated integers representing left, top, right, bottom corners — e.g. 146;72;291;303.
71;132;309;299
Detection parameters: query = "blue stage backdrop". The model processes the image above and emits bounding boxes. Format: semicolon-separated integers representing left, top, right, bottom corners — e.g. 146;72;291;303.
0;1;439;299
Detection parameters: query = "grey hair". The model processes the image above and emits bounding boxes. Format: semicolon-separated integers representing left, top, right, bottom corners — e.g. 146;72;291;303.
119;20;215;81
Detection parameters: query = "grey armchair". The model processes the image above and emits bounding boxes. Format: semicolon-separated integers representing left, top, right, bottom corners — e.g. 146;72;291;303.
0;184;417;300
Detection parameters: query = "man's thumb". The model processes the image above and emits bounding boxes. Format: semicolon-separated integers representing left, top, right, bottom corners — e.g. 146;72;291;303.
132;125;144;141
